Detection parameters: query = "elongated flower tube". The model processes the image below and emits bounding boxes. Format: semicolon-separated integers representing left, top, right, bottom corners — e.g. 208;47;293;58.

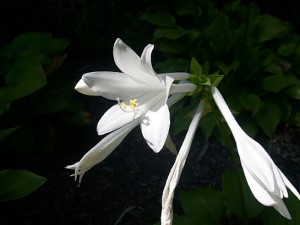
161;100;205;225
75;38;196;152
211;86;300;219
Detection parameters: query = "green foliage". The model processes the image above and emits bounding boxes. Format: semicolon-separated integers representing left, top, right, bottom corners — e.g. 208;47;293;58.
0;169;46;202
222;169;263;219
141;0;300;139
140;12;176;27
179;187;225;225
0;126;19;142
0;32;90;153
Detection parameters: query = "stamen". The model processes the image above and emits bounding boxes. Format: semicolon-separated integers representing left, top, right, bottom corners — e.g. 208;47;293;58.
116;98;139;112
129;99;138;109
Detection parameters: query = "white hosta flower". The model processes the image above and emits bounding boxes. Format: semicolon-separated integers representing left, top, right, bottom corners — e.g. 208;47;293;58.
66;38;196;182
211;86;300;219
76;38;195;152
161;100;205;225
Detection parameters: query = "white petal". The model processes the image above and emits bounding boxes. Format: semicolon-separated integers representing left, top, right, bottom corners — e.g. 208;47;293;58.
141;103;170;152
236;136;276;193
273;199;291;219
272;164;288;198
141;44;154;71
212;85;299;219
279;168;300;200
161;100;205;225
75;79;100;96
66;119;139;183
97;104;140;135
169;82;196;94
82;72;147;100
212;86;276;192
159;72;191;80
241;161;277;206
113;38;161;84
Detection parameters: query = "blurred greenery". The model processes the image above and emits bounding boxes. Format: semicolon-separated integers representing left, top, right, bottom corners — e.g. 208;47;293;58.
0;32;91;201
140;0;300;144
0;169;47;202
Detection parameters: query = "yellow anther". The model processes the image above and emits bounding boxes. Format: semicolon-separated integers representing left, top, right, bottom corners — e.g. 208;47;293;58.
121;102;127;109
129;99;138;109
117;97;139;112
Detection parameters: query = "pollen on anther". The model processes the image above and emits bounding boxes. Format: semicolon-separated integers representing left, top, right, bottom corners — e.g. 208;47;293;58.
129;99;138;109
121;102;127;109
116;98;127;109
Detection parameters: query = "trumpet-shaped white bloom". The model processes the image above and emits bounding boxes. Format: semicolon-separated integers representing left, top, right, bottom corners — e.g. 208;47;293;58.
66;38;196;182
211;86;300;219
161;100;205;225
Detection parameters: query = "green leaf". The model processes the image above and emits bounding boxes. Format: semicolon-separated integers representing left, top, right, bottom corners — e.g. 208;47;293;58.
4;32;69;57
262;75;300;93
33;94;69;113
255;102;281;137
256;15;290;43
277;43;300;56
44;38;70;56
209;74;224;87
140;12;176;27
238;115;258;138
0;169;47;202
155;58;189;73
5;59;47;100
284;86;300;100
190;57;202;75
238;92;263;115
222;169;264;220
179;187;225;225
0;87;12;116
226;95;243;113
155;39;184;54
0;126;20;143
203;13;232;55
199;112;217;139
173;215;200;225
277;101;292;123
154;27;185;40
217;60;240;75
173;105;194;135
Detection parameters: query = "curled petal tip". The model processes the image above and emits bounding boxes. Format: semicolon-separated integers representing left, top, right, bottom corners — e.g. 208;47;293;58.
114;38;124;47
75;79;99;96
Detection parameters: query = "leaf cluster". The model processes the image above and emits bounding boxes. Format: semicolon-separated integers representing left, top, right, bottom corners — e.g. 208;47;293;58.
141;0;300;140
0;32;90;202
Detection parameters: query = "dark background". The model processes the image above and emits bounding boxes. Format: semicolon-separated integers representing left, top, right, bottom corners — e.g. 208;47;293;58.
1;0;300;225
